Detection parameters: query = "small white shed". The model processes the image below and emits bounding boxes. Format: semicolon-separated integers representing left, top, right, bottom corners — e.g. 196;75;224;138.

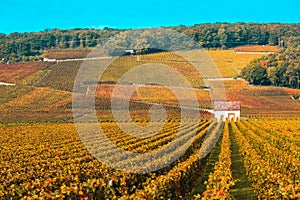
125;49;136;55
213;101;240;122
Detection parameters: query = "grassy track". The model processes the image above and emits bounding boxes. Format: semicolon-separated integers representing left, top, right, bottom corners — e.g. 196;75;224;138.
229;123;257;199
188;128;223;198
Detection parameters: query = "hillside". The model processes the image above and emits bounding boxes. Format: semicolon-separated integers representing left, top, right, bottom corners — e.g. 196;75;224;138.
0;49;268;91
0;79;299;123
35;49;267;92
0;61;51;84
206;50;264;77
0;43;299;199
0;48;298;123
234;45;280;53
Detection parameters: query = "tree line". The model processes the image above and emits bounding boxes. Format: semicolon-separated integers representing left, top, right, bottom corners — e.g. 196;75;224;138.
240;36;300;88
0;28;119;62
1;23;300;62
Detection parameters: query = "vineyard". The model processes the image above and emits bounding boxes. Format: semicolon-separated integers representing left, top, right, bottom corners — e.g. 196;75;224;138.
0;47;299;199
233;45;280;53
0;78;299;123
0;62;50;85
42;50;92;60
32;49;275;94
0;87;72;112
206;50;265;77
0;119;299;199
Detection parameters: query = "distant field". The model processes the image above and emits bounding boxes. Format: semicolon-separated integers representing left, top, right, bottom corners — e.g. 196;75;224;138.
0;85;34;104
0;62;50;84
0;48;298;123
234;45;280;53
36;49;265;93
0;87;72;123
0;87;71;112
37;51;206;91
39;49;266;84
42;49;109;60
0;79;299;123
223;80;300;118
42;49;91;59
37;61;82;91
206;50;265;77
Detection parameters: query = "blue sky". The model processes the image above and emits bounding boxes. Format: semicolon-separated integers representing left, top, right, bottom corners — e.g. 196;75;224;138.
1;0;300;34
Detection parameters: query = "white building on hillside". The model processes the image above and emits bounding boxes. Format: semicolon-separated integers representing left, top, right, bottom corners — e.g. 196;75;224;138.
213;101;240;122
